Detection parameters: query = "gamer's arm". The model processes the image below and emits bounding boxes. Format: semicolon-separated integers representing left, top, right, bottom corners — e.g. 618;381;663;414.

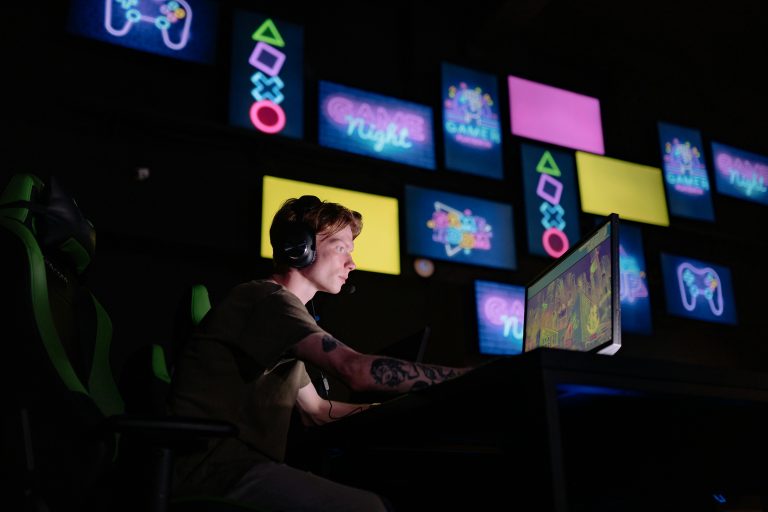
295;382;375;425
292;332;470;394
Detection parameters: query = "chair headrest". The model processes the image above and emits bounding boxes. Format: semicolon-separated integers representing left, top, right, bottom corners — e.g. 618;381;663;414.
0;174;96;275
38;176;96;275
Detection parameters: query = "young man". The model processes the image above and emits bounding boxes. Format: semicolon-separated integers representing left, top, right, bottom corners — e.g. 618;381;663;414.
168;195;469;511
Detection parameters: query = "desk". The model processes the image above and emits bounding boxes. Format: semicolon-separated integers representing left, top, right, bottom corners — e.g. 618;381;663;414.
298;349;768;511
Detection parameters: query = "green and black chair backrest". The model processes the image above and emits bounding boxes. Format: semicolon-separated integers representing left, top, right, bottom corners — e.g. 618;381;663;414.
120;283;212;416
1;173;125;510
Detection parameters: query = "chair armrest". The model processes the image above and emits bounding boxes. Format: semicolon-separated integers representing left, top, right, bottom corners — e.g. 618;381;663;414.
104;414;238;444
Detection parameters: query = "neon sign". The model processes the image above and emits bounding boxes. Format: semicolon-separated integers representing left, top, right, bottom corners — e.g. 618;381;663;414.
427;202;493;257
405;186;516;270
319;82;435;170
618;223;652;334
660;253;737;325
521;143;580;259
711;142;768;205
229;12;303;139
475;280;525;355
657;122;715;221
67;0;217;63
441;63;503;179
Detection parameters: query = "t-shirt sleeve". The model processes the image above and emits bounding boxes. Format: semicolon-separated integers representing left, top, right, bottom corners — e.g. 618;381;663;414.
237;287;326;369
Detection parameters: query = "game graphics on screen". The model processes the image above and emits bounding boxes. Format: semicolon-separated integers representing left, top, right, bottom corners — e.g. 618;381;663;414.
526;237;612;351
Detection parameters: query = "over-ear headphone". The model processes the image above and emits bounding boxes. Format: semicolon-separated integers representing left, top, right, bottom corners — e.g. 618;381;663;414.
276;195;322;269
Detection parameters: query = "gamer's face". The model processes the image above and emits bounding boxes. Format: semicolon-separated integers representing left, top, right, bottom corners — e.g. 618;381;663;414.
302;225;356;294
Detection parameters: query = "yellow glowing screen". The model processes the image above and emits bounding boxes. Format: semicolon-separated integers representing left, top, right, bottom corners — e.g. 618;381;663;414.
261;176;401;275
575;152;670;227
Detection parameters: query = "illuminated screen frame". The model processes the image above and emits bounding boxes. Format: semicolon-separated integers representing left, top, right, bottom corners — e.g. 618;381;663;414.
576;151;670;227
260;176;400;275
520;142;581;259
404;185;517;270
710;141;768;206
660;253;737;325
657;122;715;221
441;62;503;179
475;280;526;356
66;0;219;63
523;214;621;355
508;75;605;154
229;11;304;138
318;81;436;170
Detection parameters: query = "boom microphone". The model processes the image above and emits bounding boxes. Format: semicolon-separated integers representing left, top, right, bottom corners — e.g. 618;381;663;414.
342;283;356;295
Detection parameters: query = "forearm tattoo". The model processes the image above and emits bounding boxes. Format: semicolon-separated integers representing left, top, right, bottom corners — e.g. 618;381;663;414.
321;335;344;353
370;358;460;390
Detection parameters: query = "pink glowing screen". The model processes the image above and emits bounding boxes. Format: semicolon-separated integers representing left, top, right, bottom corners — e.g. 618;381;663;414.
508;76;605;155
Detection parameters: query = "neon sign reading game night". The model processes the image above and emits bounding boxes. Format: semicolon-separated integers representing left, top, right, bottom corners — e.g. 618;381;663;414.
711;141;768;206
319;81;436;170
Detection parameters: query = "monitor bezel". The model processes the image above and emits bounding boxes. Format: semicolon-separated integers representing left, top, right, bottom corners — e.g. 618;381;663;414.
522;213;621;355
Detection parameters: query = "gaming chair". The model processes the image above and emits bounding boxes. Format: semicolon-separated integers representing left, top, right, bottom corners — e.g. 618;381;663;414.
0;174;239;512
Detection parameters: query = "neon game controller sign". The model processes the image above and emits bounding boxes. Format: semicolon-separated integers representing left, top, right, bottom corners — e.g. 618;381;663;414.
426;201;493;257
105;0;192;50
677;262;723;316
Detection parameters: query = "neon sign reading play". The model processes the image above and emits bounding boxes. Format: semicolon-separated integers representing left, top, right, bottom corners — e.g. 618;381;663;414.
426;202;493;257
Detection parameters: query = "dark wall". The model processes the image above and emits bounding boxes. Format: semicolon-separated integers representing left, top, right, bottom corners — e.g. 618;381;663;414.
6;1;768;380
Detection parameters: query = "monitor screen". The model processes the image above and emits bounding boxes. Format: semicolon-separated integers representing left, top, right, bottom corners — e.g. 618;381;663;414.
475;280;525;355
318;81;436;170
520;143;581;258
710;141;768;206
441;63;503;179
508;75;604;154
229;11;304;138
67;0;218;63
657;122;715;221
524;214;620;355
619;223;652;335
405;185;517;270
660;253;737;325
576;151;670;227
261;176;400;275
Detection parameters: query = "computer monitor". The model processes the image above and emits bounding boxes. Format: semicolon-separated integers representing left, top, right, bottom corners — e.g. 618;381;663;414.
523;214;621;355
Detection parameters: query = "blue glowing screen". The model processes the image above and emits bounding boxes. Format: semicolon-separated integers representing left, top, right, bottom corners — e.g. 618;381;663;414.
657;122;715;221
619;223;652;335
475;280;525;355
229;11;304;139
441;63;503;179
660;253;737;325
405;186;516;270
520;143;581;259
711;141;768;206
67;0;218;63
319;81;436;170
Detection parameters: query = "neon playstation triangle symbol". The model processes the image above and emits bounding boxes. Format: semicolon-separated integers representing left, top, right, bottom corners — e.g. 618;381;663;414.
251;19;285;47
536;150;562;177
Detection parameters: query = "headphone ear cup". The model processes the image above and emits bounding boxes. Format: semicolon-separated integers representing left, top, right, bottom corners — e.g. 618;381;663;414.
281;223;316;268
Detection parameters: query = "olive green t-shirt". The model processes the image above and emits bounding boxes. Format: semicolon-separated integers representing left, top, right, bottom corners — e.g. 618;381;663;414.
168;280;325;494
